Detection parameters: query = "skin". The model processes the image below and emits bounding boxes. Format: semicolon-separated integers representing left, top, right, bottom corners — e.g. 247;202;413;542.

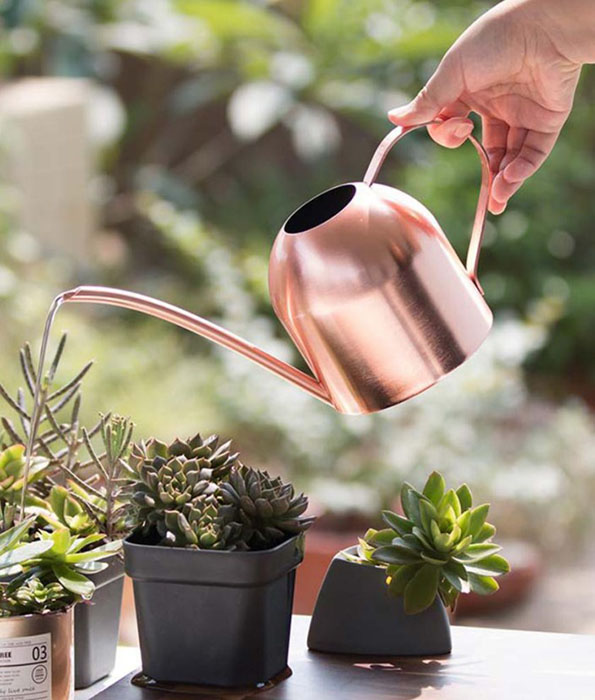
388;0;595;214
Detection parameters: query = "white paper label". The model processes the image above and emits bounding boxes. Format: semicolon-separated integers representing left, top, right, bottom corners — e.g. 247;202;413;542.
0;632;51;700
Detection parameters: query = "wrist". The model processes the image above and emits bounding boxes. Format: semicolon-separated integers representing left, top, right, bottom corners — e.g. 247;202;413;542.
524;0;595;64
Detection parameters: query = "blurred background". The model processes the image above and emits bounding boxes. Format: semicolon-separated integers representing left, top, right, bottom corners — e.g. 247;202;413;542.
1;0;595;638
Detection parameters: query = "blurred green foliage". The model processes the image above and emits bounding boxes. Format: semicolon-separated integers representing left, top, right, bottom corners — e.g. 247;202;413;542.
2;0;593;383
1;1;595;546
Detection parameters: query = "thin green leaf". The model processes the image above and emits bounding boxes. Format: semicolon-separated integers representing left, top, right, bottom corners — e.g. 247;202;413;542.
404;564;439;614
468;504;490;539
422;471;445;506
465;554;510;577
412;526;434;551
366;528;396;547
400;483;423;528
388;564;421;596
475;523;496;543
456;484;473;512
381;510;413;536
419;498;439;536
52;562;94;598
420;552;448;565
456;543;501;562
438;489;461;518
371;546;420;566
0;540;53;569
468;573;499;596
441;567;464;593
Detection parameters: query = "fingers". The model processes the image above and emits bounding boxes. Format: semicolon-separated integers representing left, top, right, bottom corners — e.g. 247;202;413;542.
481;116;508;175
490;130;558;213
427;101;473;148
388;53;464;127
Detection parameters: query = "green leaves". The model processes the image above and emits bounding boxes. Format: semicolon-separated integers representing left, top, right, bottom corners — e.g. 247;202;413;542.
404;565;440;614
465;554;510;577
388;564;420;596
468;504;490;539
52;563;94;598
381;511;413;536
455;543;501;563
468;573;500;595
371;545;419;566
422;472;445;506
400;483;422;528
456;484;473;512
360;471;510;614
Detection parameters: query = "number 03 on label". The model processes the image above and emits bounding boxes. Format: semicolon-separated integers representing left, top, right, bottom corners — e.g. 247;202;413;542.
0;632;52;699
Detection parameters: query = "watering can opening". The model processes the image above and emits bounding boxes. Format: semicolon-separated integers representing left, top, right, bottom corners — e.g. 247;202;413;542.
284;184;357;234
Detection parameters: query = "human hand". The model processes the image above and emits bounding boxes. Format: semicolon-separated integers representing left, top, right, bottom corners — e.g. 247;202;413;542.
388;0;590;214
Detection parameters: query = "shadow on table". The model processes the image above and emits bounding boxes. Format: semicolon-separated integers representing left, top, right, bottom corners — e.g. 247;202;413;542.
289;650;479;699
93;653;479;699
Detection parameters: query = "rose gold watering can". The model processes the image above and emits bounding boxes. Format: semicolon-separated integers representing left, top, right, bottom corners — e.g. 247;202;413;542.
63;121;493;415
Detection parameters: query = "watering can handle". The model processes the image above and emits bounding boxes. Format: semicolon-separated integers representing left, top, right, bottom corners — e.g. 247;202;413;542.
363;120;493;294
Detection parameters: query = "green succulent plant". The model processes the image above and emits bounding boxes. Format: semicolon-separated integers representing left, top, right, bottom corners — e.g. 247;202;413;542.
8;528;122;604
128;432;314;551
47;485;97;537
0;517;54;575
0;578;73;616
357;472;510;614
0;444;50;512
219;465;315;550
128;432;238;539
161;499;241;549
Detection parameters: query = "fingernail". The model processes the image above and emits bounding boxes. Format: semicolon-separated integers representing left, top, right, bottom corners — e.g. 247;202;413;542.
388;105;408;116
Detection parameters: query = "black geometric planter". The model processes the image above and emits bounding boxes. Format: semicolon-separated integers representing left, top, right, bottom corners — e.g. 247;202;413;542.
74;557;125;689
308;546;451;656
123;532;304;687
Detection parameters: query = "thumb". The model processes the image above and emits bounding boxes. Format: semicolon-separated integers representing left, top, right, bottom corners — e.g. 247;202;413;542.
388;55;464;126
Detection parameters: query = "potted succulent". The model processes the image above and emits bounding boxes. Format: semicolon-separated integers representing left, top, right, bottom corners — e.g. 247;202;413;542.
0;504;121;699
124;433;314;688
0;336;135;688
308;471;510;655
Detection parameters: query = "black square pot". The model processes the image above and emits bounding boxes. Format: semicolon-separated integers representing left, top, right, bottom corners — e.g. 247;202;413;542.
74;557;125;689
308;546;451;656
123;532;304;687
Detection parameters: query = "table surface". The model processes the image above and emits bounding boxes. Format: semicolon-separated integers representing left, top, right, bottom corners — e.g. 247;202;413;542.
80;615;595;699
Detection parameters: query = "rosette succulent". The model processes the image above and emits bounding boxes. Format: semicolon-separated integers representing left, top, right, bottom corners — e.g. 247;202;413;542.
357;472;510;614
128;433;239;547
0;444;50;512
219;465;315;550
128;432;314;551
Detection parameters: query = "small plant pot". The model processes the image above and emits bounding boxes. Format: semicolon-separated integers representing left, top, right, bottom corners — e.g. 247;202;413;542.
74;557;125;689
308;546;451;656
0;606;74;698
123;532;304;687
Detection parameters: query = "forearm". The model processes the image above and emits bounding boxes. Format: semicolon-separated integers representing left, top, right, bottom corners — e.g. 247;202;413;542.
523;0;595;64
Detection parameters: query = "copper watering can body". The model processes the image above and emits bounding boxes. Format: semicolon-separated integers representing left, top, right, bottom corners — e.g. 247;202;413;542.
64;121;492;415
269;122;493;414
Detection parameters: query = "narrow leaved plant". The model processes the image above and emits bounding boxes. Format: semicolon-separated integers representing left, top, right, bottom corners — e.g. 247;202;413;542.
357;471;510;614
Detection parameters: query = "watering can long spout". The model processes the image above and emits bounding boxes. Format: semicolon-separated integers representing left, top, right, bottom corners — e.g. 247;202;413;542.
62;286;332;405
